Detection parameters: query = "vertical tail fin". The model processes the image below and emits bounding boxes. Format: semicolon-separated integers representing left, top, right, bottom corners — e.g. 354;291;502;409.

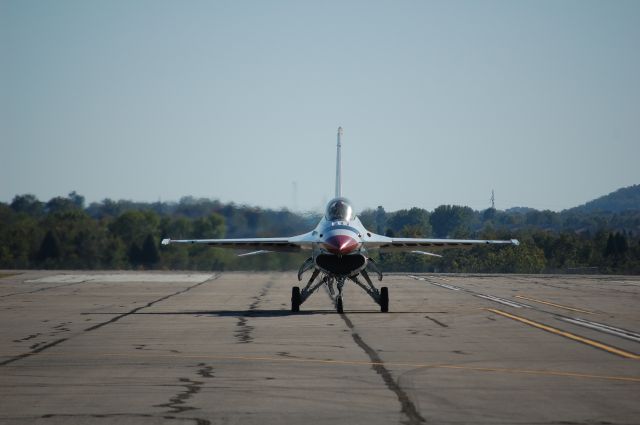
335;126;343;198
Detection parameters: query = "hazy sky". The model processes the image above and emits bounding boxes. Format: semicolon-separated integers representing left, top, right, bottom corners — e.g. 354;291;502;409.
2;1;639;213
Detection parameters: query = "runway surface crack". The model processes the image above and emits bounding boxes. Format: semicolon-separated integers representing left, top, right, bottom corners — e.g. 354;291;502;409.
36;413;211;424
155;363;213;420
0;338;68;367
0;275;218;368
340;313;426;425
156;377;204;413
234;279;273;344
84;275;219;332
0;279;93;298
424;315;448;328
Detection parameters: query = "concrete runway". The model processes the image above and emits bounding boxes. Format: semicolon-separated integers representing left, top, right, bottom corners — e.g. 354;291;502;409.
0;271;639;424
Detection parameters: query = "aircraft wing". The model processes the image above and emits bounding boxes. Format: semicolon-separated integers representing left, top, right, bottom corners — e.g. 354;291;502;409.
363;235;519;253
161;232;316;253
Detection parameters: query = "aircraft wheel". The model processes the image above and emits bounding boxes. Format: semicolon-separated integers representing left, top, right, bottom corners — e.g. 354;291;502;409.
291;286;301;312
380;287;389;312
336;296;344;314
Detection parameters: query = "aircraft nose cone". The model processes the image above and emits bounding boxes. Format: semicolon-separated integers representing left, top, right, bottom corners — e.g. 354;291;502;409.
324;235;359;255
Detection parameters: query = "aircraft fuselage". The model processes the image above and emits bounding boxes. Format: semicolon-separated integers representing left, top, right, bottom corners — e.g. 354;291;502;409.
300;196;373;278
311;214;369;277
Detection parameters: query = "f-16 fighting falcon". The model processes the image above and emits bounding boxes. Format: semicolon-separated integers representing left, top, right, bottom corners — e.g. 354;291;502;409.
162;127;519;313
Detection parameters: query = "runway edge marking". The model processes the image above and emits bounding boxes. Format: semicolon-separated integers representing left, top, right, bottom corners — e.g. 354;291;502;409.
558;317;640;343
514;295;595;314
486;308;640;360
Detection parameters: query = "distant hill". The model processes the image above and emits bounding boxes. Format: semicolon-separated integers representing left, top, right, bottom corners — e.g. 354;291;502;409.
569;184;640;213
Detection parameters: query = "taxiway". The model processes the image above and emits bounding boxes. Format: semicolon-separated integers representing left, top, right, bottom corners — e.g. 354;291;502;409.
0;271;639;424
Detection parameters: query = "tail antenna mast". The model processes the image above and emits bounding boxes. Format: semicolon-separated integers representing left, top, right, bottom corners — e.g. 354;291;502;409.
335;126;343;198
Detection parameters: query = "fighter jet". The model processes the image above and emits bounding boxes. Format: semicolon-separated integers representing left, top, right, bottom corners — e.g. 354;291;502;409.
162;127;519;313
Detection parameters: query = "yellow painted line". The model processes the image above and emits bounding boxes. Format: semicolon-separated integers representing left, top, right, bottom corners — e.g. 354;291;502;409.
486;308;640;360
2;351;639;383
431;364;640;383
514;295;595;314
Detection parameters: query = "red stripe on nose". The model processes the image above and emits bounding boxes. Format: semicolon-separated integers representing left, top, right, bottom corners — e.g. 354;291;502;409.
323;235;359;255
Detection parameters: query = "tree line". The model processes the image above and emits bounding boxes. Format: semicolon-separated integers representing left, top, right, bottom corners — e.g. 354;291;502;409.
1;192;639;274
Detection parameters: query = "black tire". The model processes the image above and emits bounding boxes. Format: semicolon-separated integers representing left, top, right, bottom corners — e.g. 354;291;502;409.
336;296;344;314
291;286;301;312
380;287;389;312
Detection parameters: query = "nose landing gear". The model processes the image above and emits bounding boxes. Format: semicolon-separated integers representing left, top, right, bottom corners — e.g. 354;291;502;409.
334;276;346;314
336;295;344;314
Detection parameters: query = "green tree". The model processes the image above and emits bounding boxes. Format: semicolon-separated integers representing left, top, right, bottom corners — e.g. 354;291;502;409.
10;194;45;217
109;210;160;246
140;234;160;268
37;230;61;263
0;208;42;268
192;213;225;238
46;196;81;214
482;207;496;222
605;232;628;258
128;243;143;267
41;209;108;268
375;206;387;234
68;191;85;209
386;208;431;237
430;205;474;237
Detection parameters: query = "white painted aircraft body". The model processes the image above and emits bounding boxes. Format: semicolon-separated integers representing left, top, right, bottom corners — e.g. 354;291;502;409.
162;128;519;312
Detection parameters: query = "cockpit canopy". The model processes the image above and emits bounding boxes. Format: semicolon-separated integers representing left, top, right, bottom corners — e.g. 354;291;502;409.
325;197;354;222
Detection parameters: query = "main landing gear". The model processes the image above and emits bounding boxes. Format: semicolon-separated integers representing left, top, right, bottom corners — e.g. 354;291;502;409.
291;287;302;312
291;269;389;313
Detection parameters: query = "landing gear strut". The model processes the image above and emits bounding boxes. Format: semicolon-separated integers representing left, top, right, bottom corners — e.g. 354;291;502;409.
350;271;389;313
290;269;325;312
292;268;389;313
336;296;344;314
334;277;346;313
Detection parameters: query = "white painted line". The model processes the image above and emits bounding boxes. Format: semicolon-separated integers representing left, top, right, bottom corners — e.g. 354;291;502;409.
409;275;461;291
26;274;215;284
429;281;462;291
474;294;529;308
559;317;640;343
